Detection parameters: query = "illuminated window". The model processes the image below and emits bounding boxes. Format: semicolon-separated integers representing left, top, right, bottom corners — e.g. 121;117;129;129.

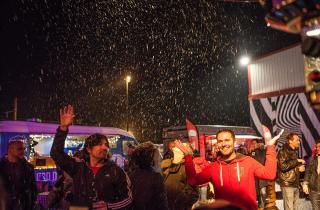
107;135;120;149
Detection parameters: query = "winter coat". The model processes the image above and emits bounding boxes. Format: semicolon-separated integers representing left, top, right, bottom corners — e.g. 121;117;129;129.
161;159;198;210
50;128;133;210
129;168;168;210
47;175;73;210
184;145;277;210
0;156;37;210
249;147;269;189
304;155;320;192
277;143;302;188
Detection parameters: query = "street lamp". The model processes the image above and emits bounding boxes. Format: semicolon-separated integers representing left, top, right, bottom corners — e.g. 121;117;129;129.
125;76;131;132
239;55;251;66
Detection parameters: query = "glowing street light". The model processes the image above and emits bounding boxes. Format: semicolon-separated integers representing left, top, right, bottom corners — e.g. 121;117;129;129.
239;55;251;66
125;76;131;132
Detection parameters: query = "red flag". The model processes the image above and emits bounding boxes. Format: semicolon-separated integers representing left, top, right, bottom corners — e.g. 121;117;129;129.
186;118;199;150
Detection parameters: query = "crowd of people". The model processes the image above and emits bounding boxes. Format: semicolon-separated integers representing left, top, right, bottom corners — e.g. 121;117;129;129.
0;105;319;210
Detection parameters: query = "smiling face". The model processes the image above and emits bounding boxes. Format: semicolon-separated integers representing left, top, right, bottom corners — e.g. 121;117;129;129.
216;131;236;158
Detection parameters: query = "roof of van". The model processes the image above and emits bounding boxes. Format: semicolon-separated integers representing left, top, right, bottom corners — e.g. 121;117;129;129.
0;120;135;138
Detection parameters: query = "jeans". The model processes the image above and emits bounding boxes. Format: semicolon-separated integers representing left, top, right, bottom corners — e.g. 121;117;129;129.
310;190;320;210
281;187;300;210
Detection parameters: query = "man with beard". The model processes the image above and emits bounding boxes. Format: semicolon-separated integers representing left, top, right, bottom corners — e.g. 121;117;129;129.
51;105;132;210
176;128;283;210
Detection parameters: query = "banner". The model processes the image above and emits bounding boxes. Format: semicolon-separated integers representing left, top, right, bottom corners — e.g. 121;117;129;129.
186;118;199;151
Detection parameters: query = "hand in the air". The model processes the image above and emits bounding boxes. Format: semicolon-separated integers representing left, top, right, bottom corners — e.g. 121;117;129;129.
174;140;193;156
262;125;284;146
60;105;74;131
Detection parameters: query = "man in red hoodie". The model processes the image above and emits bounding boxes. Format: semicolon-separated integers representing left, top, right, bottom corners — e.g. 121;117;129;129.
176;128;283;210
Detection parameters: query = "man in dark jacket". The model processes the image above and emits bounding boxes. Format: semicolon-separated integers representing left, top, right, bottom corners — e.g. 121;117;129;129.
0;140;37;210
161;141;198;210
277;132;305;210
303;140;320;209
50;105;132;210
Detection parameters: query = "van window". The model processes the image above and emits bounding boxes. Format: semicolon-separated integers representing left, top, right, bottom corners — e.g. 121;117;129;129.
107;135;120;149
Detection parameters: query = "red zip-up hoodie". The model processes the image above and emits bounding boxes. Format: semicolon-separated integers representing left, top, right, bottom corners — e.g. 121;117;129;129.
184;145;276;210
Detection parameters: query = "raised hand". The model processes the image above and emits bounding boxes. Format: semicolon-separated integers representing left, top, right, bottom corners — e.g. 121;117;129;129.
269;129;284;146
174;140;193;156
262;125;284;146
59;105;74;131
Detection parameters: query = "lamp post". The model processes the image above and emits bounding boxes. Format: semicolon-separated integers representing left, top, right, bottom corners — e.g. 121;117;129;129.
125;75;131;132
239;55;251;66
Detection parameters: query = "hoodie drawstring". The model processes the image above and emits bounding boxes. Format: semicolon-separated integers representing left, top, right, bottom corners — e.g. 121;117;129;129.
237;162;240;183
219;162;223;186
219;161;241;186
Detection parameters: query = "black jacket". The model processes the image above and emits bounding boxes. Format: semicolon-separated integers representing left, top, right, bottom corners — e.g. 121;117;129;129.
277;143;301;187
304;155;320;192
161;159;198;210
50;128;133;210
0;156;37;210
129;168;168;210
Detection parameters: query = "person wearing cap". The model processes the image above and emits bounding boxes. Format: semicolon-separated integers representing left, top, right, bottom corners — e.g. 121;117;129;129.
175;128;283;210
50;105;133;210
303;140;320;210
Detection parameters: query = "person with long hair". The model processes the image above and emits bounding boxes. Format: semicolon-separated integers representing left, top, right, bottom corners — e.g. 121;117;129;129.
50;105;132;210
128;141;168;210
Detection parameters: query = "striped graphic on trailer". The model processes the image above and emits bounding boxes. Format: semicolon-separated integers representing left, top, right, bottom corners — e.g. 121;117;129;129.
250;93;320;157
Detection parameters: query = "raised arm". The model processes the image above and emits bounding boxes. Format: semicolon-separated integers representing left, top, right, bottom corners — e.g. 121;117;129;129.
254;145;277;180
50;105;79;176
254;127;284;179
175;140;211;186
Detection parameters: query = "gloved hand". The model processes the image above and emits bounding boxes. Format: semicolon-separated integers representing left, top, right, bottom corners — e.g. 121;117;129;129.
303;184;309;195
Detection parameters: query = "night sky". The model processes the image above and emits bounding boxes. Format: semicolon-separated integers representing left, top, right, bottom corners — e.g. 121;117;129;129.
0;0;300;142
